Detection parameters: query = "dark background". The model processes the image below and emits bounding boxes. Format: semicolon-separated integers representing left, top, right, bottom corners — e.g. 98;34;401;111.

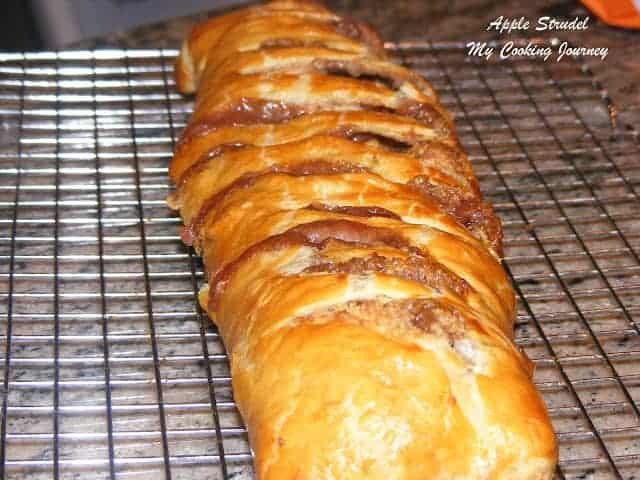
0;2;43;51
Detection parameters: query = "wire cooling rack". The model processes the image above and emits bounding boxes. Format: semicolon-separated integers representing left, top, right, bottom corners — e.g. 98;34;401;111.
0;41;639;480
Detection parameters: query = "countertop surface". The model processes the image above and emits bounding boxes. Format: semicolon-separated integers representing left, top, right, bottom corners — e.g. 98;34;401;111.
75;0;640;133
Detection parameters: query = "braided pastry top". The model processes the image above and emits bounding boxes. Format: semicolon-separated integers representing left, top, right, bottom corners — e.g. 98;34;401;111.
170;1;557;478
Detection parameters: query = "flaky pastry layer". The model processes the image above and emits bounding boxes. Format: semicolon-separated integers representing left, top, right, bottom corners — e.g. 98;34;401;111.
171;1;558;478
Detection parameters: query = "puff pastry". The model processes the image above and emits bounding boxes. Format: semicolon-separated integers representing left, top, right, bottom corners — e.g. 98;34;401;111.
170;1;558;478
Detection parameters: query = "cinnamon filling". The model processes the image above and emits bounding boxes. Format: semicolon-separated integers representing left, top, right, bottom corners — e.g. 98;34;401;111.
183;164;366;247
403;298;467;340
182;164;501;255
304;252;469;298
179;98;307;144
307;203;401;220
257;16;385;54
178;97;449;146
410;176;503;255
209;219;469;310
329;126;412;152
397;102;451;134
312;59;399;90
259;38;326;49
408;141;474;189
333;17;385;54
292;297;478;362
318;298;467;346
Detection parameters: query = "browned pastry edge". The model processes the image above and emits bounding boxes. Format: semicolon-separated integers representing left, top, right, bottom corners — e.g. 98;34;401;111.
171;1;558;478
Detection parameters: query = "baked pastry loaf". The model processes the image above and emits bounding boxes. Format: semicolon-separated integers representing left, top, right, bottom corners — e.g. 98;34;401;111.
170;1;558;478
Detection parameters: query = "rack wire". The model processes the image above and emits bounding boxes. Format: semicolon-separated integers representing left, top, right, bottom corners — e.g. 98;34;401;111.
0;41;638;479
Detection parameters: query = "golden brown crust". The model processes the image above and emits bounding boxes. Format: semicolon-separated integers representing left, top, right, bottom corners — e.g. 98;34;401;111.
170;111;454;183
171;1;558;478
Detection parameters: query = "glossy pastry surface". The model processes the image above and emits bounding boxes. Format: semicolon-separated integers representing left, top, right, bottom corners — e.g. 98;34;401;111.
171;1;558;478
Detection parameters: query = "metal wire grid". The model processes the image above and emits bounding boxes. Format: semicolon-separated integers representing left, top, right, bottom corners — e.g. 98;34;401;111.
0;41;637;479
